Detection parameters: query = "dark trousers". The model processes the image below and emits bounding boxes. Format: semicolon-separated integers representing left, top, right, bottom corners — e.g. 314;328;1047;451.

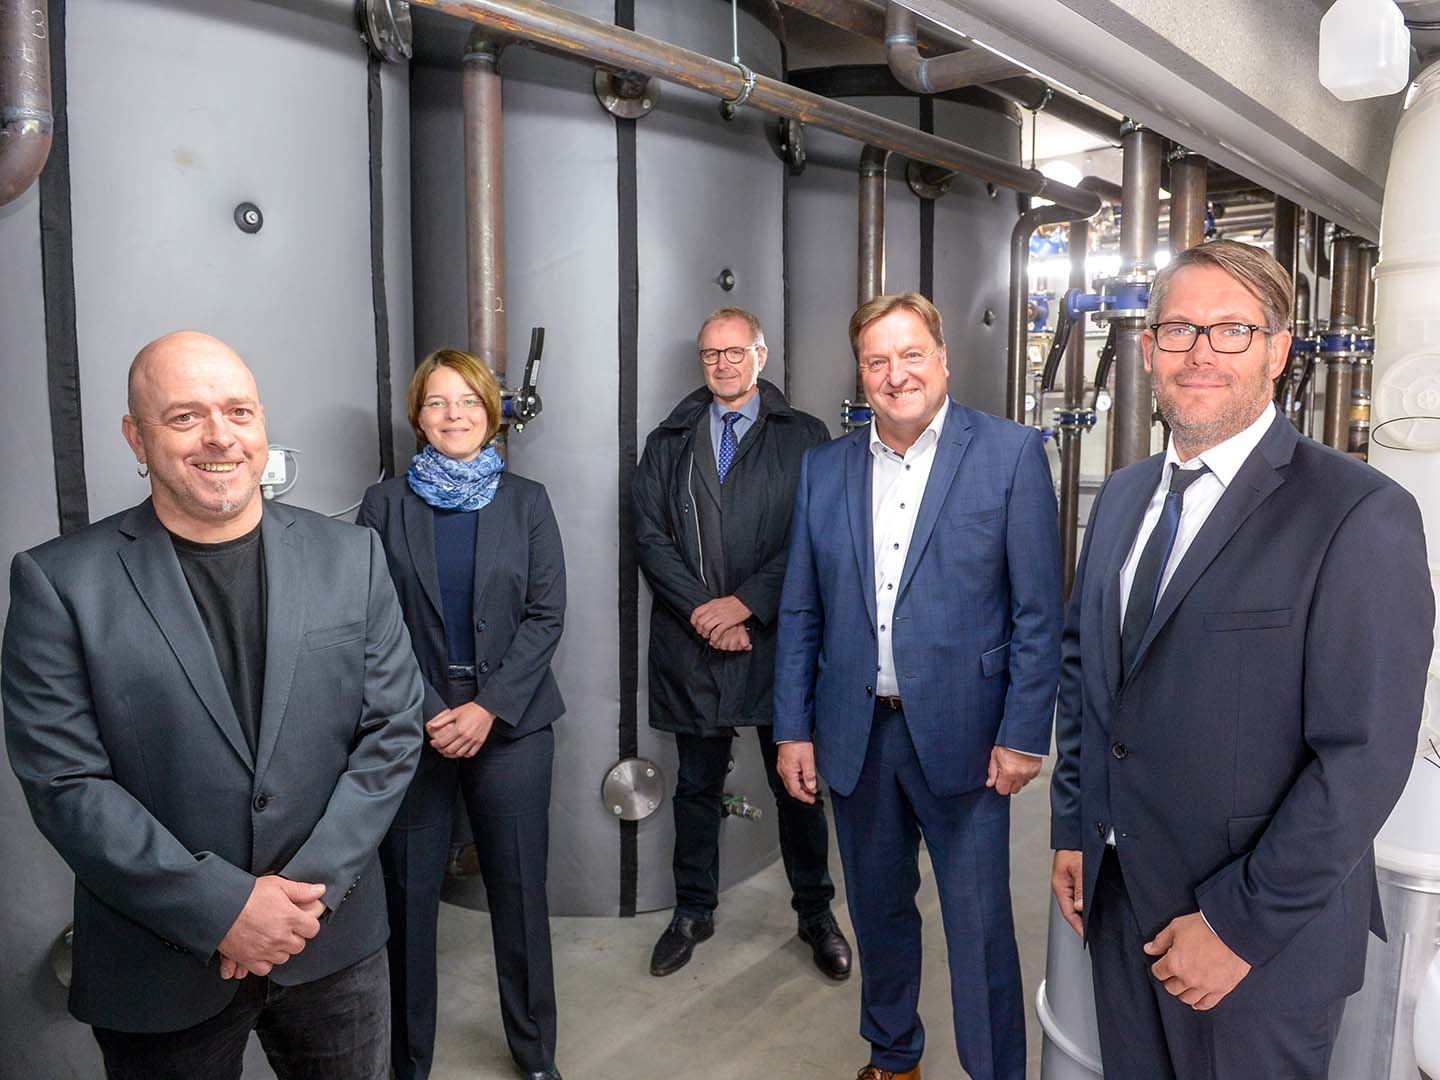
1089;847;1346;1079
830;702;1025;1080
381;678;556;1079
93;947;388;1080
672;724;835;924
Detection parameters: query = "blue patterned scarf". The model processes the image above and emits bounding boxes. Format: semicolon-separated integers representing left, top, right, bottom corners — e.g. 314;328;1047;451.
407;444;505;511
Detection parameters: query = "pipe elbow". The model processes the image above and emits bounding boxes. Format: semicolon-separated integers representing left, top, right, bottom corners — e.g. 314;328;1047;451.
0;120;53;207
883;3;932;95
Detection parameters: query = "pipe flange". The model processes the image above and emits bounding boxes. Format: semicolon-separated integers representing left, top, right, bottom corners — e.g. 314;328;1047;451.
362;0;413;63
594;69;659;119
769;116;806;174
719;61;757;119
907;160;954;200
602;758;665;821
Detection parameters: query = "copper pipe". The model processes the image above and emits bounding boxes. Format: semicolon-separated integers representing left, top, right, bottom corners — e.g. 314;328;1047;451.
0;0;53;207
883;4;1026;94
1060;218;1089;599
1167;153;1207;254
1112;124;1162;470
415;0;1102;216
464;31;507;383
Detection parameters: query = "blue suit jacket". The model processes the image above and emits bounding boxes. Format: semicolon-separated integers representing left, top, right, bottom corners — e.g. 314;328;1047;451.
773;400;1063;797
1050;414;1434;1001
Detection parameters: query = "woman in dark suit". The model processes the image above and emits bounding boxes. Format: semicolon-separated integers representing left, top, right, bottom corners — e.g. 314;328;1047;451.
357;349;566;1080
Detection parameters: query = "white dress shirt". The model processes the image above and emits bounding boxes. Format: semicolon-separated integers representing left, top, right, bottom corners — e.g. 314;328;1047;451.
1107;402;1275;860
870;406;947;696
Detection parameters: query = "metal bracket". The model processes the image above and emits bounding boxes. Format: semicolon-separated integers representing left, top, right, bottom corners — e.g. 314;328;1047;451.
719;61;757;120
500;327;545;432
769;116;806;174
594;69;659;119
362;0;413;63
1053;406;1097;432
906;160;955;200
841;399;873;432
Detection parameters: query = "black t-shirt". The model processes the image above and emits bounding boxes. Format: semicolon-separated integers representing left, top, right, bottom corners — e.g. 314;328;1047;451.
170;522;267;755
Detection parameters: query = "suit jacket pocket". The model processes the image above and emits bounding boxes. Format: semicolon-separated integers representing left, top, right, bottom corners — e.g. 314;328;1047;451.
1227;812;1274;855
950;506;1003;527
1203;608;1293;632
981;640;1011;678
304;620;366;651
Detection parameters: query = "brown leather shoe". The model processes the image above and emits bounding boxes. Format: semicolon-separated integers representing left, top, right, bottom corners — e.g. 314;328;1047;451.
855;1065;920;1080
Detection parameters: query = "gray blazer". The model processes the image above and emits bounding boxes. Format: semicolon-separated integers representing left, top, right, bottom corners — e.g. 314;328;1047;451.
2;499;425;1033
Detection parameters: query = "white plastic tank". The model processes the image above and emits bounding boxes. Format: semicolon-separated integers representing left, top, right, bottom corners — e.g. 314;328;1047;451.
1319;0;1411;101
1329;55;1440;1080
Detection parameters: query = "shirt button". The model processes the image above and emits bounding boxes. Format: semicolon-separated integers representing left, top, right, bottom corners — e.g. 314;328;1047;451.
887;583;893;590
253;794;270;812
900;503;905;509
1111;742;1129;760
880;624;886;631
893;543;899;550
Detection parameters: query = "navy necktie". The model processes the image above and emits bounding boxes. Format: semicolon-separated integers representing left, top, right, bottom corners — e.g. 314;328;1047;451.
717;411;742;484
1121;462;1210;675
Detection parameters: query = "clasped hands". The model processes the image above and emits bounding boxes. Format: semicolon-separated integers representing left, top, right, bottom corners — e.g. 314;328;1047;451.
691;595;753;652
216;874;327;980
1050;850;1251;1010
426;700;496;758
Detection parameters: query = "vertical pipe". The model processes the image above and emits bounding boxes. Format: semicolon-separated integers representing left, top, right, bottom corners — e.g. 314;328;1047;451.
1007;202;1092;423
464;32;507;384
1350;242;1379;454
1112;123;1162;469
0;0;54;207
1060;218;1088;597
857;145;889;399
1272;196;1299;279
1167;152;1207;255
1322;233;1363;450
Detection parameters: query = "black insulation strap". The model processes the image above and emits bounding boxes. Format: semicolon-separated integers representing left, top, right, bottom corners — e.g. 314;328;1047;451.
918;96;934;301
615;0;639;920
782;166;792;401
367;55;396;480
40;0;88;534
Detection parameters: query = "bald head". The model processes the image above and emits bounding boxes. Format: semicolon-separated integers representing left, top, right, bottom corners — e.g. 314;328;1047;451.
127;331;255;418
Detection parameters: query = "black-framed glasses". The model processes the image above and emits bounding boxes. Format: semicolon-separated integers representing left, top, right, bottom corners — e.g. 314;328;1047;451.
1148;321;1273;354
699;345;758;366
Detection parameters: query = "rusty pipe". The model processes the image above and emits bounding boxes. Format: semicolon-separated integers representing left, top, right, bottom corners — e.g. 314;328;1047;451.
415;0;1102;216
1329;232;1364;330
464;31;507;382
0;0;53;207
1167;152;1207;254
883;4;1026;94
1356;242;1378;332
1008;203;1096;423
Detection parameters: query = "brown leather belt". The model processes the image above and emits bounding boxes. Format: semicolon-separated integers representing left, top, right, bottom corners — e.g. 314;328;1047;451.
875;695;903;711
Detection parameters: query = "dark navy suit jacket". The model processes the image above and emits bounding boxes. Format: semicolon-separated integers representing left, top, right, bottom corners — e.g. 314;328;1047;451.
773;400;1063;797
1050;413;1434;1001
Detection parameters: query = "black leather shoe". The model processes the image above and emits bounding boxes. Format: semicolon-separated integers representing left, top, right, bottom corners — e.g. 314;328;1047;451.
522;1070;562;1080
649;914;715;976
799;911;852;980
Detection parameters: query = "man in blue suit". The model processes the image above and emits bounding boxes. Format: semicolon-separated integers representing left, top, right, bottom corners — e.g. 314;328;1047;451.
774;292;1063;1080
1050;240;1434;1078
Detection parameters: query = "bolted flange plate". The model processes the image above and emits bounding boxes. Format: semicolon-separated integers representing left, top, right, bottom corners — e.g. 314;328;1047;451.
594;69;659;119
602;757;666;821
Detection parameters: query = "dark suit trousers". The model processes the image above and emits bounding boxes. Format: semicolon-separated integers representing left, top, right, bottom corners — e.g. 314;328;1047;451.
831;702;1025;1079
381;678;557;1079
1089;847;1345;1079
672;725;835;924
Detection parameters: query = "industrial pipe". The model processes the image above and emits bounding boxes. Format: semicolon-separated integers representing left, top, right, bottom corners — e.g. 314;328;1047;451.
414;0;1103;216
1167;152;1207;254
1350;241;1379;454
1272;196;1299;279
0;0;53;207
883;4;1025;94
1111;123;1163;469
857;145;889;400
1322;232;1365;450
464;31;507;383
1008;204;1096;422
1060;218;1089;598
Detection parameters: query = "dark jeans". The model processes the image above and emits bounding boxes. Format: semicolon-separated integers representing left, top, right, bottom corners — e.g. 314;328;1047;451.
382;677;557;1080
92;947;388;1080
672;724;835;925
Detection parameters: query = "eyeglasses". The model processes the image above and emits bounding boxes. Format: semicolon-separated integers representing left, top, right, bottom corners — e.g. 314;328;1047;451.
1148;322;1274;354
859;348;939;376
421;396;485;412
699;345;758;366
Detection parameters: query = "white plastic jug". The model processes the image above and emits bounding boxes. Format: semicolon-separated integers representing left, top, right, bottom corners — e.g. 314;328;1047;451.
1319;0;1411;101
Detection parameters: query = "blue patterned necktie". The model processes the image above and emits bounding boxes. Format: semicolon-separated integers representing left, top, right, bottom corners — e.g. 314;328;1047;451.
1121;462;1210;675
716;411;742;484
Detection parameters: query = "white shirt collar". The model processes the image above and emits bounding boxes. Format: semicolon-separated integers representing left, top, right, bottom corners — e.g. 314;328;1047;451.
868;399;949;461
1164;402;1275;488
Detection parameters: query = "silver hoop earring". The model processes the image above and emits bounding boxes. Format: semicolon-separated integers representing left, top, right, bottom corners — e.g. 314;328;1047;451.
137;463;149;478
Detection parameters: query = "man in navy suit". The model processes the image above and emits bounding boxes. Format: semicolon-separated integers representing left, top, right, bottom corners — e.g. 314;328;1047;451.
774;293;1063;1080
1050;240;1434;1078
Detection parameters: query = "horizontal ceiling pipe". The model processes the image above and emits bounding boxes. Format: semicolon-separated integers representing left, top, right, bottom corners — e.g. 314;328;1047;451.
0;0;54;207
884;3;1026;94
412;0;1102;216
782;0;969;51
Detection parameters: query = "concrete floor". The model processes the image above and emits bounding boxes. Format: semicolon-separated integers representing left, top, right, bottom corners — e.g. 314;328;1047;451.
426;763;1057;1080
